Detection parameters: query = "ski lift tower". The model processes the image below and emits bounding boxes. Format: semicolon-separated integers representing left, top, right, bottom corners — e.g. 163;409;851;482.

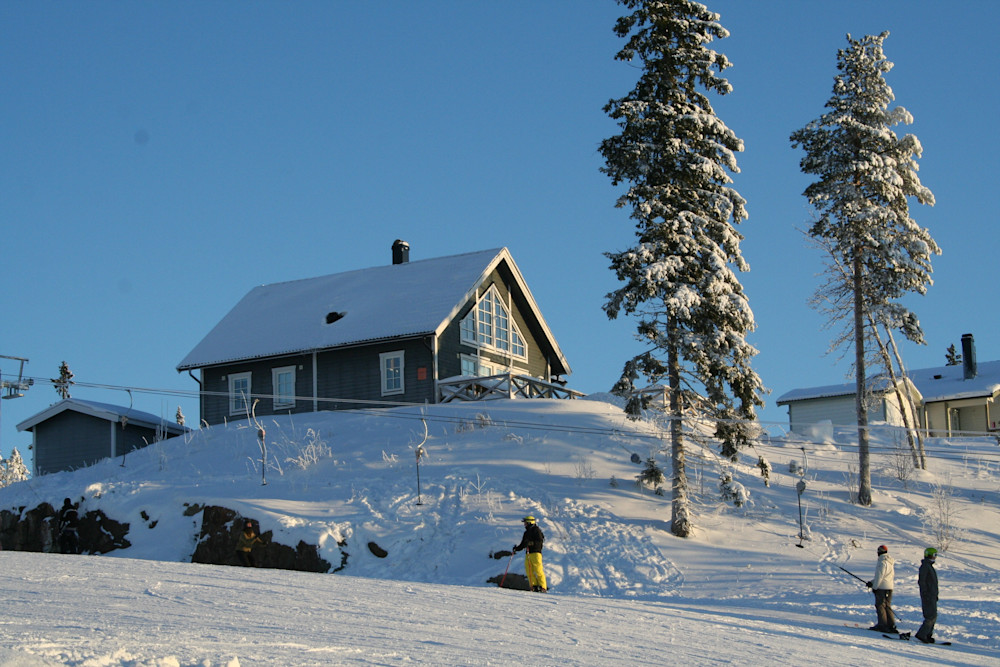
0;355;33;453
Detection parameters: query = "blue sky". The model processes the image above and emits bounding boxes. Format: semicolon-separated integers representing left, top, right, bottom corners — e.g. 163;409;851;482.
2;1;997;468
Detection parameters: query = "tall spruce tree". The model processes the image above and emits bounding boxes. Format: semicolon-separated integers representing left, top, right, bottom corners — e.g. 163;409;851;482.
791;32;937;506
600;0;764;537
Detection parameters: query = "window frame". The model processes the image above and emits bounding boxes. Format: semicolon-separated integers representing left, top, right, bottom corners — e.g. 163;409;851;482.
228;372;252;416
272;365;296;409
460;285;528;361
379;351;405;396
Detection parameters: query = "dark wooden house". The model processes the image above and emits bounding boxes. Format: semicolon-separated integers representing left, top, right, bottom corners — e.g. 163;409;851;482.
177;242;573;426
17;398;190;476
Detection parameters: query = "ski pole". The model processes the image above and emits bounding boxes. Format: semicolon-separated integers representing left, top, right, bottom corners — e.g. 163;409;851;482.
499;551;515;588
837;565;868;585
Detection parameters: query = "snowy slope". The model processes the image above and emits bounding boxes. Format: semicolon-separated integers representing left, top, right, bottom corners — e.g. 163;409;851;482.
0;396;998;666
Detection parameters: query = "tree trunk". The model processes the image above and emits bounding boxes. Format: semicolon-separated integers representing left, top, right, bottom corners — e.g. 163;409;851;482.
885;328;926;469
853;252;873;506
668;333;692;537
869;322;921;468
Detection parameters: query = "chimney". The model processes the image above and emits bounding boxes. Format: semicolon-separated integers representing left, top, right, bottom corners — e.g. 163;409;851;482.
391;239;410;265
961;333;977;380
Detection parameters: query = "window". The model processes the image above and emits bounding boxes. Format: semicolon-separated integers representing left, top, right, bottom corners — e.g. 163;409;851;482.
461;355;498;377
272;366;296;409
460;285;527;359
229;372;252;416
380;351;404;396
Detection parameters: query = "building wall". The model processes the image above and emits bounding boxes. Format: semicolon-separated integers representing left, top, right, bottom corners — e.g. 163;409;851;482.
199;338;438;426
923;399;993;437
32;412;161;475
784;395;894;433
437;269;556;380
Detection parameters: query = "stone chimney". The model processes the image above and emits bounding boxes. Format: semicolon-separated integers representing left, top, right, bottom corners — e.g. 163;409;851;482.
391;239;410;265
962;333;977;380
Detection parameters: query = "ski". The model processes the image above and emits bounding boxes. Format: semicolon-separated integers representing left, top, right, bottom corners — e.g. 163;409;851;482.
883;634;951;646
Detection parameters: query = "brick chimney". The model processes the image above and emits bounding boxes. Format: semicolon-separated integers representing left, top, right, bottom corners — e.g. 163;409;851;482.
961;333;977;380
391;239;410;265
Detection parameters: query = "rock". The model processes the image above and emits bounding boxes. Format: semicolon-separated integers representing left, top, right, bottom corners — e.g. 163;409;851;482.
191;505;336;573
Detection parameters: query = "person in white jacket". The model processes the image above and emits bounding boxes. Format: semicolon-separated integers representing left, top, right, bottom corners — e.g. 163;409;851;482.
866;544;897;632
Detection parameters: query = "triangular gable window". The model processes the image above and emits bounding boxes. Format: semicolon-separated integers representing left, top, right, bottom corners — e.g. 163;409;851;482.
460;285;527;359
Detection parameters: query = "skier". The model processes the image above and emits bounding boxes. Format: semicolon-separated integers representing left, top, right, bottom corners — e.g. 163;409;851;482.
58;498;80;555
235;519;264;567
866;544;897;633
512;515;547;592
915;547;939;644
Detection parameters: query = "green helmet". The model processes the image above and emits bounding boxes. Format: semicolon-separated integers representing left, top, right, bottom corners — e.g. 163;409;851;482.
925;547;938;558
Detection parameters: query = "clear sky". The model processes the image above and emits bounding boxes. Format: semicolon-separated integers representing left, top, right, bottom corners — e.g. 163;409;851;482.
2;1;997;468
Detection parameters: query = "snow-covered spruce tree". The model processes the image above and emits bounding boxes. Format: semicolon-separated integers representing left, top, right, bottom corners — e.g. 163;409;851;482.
3;447;30;485
600;0;765;537
53;361;74;400
945;344;962;366
790;32;937;506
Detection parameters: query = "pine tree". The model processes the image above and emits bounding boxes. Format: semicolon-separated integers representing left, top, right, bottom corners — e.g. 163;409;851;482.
945;344;962;366
600;0;765;537
176;406;186;427
791;32;938;506
4;447;29;484
53;361;74;400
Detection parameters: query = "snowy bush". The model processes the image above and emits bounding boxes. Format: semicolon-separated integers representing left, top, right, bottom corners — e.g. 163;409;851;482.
636;457;665;494
757;457;771;487
285;428;332;471
922;483;965;553
574;457;597;480
720;471;749;508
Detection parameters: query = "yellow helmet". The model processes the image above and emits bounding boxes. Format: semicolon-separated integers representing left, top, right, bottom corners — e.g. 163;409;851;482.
522;516;536;524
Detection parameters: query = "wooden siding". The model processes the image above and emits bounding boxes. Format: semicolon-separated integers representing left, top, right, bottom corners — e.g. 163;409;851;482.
33;411;161;475
314;338;436;409
198;338;437;426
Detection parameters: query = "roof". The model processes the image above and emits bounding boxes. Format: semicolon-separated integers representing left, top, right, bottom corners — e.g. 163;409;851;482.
177;247;570;374
17;398;191;434
776;360;1000;405
907;359;1000;402
776;376;908;405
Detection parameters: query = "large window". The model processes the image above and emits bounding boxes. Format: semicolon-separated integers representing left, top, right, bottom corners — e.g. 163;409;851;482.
229;372;252;416
272;366;296;409
380;351;405;396
460;285;527;359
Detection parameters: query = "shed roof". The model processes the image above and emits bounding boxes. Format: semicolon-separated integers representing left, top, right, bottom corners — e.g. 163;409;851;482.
17;398;190;434
776;360;1000;405
177;247;570;375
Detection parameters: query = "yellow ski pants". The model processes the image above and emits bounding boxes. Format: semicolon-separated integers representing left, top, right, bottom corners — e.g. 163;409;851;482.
525;552;547;591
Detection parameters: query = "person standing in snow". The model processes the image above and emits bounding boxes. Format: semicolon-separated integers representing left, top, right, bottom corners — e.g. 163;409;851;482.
235;519;264;567
512;515;547;592
58;497;80;555
866;544;897;632
915;547;939;643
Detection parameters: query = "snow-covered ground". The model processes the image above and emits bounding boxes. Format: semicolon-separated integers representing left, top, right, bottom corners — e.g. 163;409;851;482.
1;396;998;666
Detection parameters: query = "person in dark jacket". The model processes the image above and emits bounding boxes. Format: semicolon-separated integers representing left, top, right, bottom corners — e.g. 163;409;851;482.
58;498;80;555
235;519;264;567
513;515;547;592
915;547;939;644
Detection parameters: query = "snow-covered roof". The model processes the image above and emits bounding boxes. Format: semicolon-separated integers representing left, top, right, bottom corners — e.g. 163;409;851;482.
17;398;190;433
775;376;904;405
776;360;1000;405
908;359;1000;402
177;247;570;374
